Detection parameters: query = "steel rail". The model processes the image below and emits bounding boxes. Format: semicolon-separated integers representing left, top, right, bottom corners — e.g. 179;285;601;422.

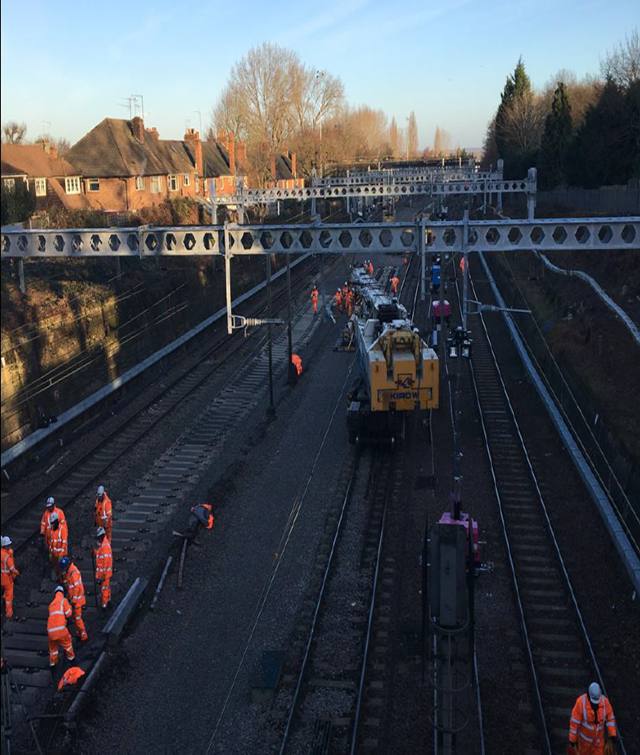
3;256;326;552
278;458;360;755
461;268;627;754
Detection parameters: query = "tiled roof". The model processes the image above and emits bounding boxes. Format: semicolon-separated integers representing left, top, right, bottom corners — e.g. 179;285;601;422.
1;145;78;178
66;119;193;178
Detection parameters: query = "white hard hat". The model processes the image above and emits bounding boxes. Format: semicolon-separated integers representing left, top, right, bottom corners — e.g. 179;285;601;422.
1;536;12;547
46;497;55;507
588;682;602;704
96;526;106;538
55;586;64;593
50;512;59;523
97;485;105;496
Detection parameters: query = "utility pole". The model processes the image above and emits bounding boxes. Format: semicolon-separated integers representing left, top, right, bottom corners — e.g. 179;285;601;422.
194;109;203;135
266;253;276;419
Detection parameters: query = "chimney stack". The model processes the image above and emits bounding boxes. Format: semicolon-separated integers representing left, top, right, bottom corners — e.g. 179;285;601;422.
132;116;145;143
145;126;159;141
228;131;236;175
49;145;58;159
291;151;297;178
184;128;203;179
217;130;229;150
236;140;247;165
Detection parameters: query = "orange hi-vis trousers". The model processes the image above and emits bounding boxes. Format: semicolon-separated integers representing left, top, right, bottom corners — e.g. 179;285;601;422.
48;628;75;666
100;578;111;607
2;581;14;618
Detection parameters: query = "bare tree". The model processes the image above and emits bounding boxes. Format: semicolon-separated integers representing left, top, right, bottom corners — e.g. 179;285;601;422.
2;121;27;144
54;137;72;156
407;111;419;156
291;68;344;131
601;28;640;88
389;117;399;157
502;91;546;153
210;83;247;140
434;125;442;156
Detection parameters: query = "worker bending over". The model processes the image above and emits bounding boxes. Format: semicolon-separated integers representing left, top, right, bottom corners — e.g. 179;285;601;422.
95;527;113;610
48;586;75;669
59;557;88;642
568;683;617;754
1;536;19;619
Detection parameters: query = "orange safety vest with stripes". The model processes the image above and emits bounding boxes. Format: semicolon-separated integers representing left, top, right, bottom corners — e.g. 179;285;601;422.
95;493;113;529
311;289;318;302
48;592;72;639
58;666;85;691
95;539;113;580
63;563;86;608
49;521;69;558
41;507;66;545
569;694;617;751
1;548;19;585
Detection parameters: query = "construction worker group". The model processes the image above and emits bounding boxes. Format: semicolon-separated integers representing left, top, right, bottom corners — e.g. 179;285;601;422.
2;484;115;677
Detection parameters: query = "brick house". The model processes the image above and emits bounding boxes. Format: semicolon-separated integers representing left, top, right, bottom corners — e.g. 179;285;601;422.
65;117;197;214
1;142;88;212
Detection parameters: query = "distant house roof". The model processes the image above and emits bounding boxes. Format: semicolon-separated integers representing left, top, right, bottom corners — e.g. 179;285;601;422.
276;154;294;180
66;118;193;178
0;145;78;178
199;142;234;178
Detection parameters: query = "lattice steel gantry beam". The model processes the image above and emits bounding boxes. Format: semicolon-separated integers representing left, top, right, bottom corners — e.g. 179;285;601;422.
3;218;638;258
207;175;535;207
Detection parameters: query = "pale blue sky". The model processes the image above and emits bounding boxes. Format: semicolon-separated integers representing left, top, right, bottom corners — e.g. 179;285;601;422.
1;0;636;149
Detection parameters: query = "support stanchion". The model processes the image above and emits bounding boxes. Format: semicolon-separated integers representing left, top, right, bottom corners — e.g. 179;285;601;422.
266;253;276;419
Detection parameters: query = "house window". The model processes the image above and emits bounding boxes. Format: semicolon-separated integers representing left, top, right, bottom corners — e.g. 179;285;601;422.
87;179;100;192
135;176;145;191
168;175;178;192
65;176;81;194
183;174;191;187
35;178;47;196
150;176;162;193
3;178;15;191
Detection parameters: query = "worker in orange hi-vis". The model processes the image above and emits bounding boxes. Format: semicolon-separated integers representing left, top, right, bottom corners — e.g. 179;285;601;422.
94;485;113;541
41;497;67;575
568;683;617;755
291;354;303;377
94;527;113;610
58;666;85;692
48;512;68;577
310;285;319;315
342;281;349;301
59;557;88;642
1;536;19;619
346;289;355;317
390;275;400;295
190;503;214;530
459;255;466;273
368;261;374;276
47;586;75;669
334;289;343;314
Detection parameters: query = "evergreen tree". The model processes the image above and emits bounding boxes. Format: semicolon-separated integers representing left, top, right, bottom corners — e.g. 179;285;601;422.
495;57;532;162
539;82;573;188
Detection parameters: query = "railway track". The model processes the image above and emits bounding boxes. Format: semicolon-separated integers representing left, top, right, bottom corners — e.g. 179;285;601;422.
461;269;627;754
2;255;325;555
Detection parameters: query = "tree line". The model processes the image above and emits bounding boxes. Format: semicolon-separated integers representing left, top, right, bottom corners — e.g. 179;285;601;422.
483;30;640;188
209;42;422;181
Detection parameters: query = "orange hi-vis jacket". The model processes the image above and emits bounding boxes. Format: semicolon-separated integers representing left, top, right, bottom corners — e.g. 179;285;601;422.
391;277;399;293
49;521;69;559
41;507;66;546
311;289;319;302
58;666;85;691
569;693;617;754
190;503;214;530
334;290;342;304
95;538;113;580
95;493;113;530
63;563;86;608
1;548;18;585
48;592;72;640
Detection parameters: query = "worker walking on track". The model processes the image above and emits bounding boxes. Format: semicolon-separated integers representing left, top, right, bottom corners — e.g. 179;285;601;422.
47;586;75;669
1;536;19;619
390;274;400;295
95;485;113;541
94;527;113;610
59;557;88;642
334;288;343;314
41;497;67;575
568;683;617;754
342;281;349;302
346;288;354;317
48;512;69;577
310;285;319;315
